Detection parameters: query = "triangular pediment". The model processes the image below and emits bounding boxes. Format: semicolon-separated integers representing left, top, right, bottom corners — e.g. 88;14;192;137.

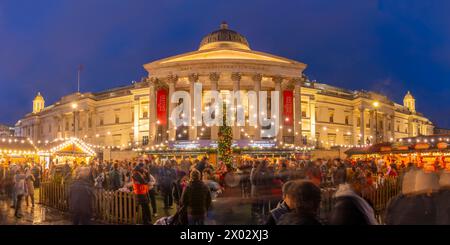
145;48;305;68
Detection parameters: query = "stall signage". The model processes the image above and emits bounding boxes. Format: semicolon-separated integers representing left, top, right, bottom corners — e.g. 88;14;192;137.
380;146;391;152
415;143;430;150
169;140;217;149
248;140;277;148
395;146;409;151
438;142;448;149
169;140;276;149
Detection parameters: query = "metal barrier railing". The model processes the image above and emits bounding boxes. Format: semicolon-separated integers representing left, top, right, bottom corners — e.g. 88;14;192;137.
39;182;143;224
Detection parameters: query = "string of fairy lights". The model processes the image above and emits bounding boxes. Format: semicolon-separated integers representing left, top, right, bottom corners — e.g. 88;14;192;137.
0;137;96;157
0;137;37;156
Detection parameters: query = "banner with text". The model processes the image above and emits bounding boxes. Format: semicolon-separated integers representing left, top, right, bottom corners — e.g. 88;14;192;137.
157;89;168;125
283;90;293;126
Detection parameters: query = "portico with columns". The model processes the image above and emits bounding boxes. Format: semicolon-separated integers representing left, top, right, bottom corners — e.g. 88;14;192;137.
143;22;307;147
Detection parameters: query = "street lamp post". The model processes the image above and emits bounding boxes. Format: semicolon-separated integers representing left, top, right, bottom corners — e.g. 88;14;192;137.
372;101;379;144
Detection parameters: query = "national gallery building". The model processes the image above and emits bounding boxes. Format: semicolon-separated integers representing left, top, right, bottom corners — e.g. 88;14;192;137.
15;23;434;150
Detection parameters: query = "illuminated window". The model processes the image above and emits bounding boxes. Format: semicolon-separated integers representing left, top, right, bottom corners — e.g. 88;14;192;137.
345;116;349;125
142;136;149;145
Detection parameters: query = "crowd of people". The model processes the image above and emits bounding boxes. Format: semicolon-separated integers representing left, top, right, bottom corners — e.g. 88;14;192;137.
57;156;219;225
2;155;450;225
0;161;41;218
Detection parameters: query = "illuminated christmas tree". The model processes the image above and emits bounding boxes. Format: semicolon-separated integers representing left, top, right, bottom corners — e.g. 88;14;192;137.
218;102;233;168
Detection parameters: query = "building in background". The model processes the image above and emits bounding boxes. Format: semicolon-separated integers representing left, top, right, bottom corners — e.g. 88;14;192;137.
434;127;450;135
0;124;14;137
14;23;434;149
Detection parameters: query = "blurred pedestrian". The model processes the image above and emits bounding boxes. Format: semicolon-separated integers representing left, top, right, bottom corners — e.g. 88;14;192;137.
329;181;378;225
265;180;295;225
277;180;322;225
132;163;152;225
181;169;212;225
69;170;95;225
25;168;35;207
13;167;27;218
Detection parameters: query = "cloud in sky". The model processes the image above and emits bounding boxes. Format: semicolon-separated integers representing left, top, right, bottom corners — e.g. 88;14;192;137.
1;0;450;128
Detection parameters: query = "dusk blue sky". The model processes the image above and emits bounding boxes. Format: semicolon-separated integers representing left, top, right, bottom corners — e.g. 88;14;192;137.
1;0;450;127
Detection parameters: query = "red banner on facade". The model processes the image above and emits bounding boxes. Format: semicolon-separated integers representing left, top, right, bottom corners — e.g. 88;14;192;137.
283;90;293;125
156;89;168;125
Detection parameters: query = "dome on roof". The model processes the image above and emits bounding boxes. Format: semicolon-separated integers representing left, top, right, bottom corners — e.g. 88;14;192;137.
199;22;250;50
34;92;44;101
404;91;414;100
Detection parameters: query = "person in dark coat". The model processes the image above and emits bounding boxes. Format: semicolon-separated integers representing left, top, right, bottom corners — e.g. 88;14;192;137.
436;172;450;224
173;172;187;207
109;163;122;191
160;161;177;209
385;170;439;225
329;182;378;225
277;180;322;225
181;169;211;225
196;157;208;175
265;180;295;225
333;159;347;186
69;174;95;225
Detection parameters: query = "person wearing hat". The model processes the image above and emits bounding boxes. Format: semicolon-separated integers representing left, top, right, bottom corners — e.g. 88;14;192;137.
132;163;151;225
385;169;438;225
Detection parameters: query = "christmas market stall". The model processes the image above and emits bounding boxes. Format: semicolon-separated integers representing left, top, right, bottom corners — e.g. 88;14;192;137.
0;136;38;165
345;135;450;171
37;138;96;168
138;139;314;167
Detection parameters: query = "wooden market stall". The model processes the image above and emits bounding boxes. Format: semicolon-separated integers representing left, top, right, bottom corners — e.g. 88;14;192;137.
0;136;38;165
37;138;97;168
345;136;450;171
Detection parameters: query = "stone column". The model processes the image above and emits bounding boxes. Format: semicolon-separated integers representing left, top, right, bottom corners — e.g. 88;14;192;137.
360;106;365;145
382;113;387;142
390;114;395;141
188;73;199;141
352;109;359;145
167;75;178;141
273;76;283;143
148;80;157;144
209;72;220;140
293;78;302;146
133;97;140;144
252;74;262;140
231;72;241;140
310;97;316;144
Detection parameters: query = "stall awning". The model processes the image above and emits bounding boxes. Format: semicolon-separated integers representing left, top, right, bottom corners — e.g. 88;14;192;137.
37;138;96;157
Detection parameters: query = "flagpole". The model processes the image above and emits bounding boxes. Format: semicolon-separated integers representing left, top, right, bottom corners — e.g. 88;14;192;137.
77;67;80;93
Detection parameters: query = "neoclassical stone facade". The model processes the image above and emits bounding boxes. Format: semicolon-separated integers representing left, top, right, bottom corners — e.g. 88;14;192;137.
15;23;434;149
